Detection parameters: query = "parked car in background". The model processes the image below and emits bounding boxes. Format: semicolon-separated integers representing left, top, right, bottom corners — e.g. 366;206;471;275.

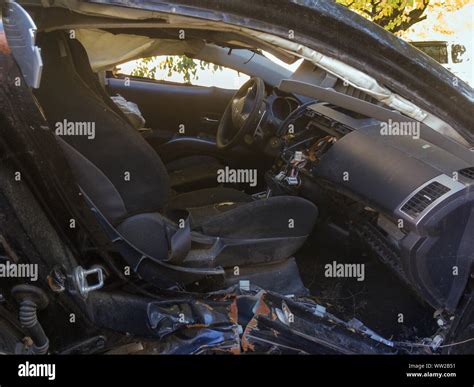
411;40;473;86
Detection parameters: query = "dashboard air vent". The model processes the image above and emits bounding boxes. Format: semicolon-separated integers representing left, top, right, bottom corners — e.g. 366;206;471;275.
401;181;450;218
459;167;474;180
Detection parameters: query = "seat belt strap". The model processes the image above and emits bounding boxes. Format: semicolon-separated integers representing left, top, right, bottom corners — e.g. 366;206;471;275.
167;215;192;264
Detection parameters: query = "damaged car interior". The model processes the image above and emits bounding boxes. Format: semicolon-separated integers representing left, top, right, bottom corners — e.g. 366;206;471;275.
0;0;473;356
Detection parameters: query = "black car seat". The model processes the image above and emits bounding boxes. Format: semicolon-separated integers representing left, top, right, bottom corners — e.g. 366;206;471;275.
35;32;318;288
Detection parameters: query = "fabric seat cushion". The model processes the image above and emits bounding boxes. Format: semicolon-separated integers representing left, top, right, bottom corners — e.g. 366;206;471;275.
196;195;317;239
165;187;252;224
166;188;317;239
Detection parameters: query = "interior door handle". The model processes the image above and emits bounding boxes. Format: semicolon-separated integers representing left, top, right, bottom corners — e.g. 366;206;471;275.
202;116;219;124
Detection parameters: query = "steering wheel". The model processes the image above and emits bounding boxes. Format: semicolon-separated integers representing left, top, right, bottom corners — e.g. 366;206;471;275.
217;77;266;150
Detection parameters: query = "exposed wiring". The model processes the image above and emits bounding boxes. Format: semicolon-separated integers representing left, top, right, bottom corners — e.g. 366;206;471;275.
394;337;474;349
439;337;474;348
277;100;316;136
244;51;256;64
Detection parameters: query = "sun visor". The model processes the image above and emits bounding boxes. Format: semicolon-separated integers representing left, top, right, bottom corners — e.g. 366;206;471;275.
75;29;204;71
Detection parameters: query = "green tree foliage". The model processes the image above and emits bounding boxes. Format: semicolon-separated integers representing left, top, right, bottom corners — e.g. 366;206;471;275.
336;0;466;34
130;55;222;83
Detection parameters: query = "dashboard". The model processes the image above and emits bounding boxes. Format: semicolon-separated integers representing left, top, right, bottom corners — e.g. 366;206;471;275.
251;84;474;311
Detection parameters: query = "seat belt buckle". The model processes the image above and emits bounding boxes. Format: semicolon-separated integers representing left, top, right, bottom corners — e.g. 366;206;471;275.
73;266;104;298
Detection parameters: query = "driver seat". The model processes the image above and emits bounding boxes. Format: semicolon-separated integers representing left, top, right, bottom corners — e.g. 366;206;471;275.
35;33;318;287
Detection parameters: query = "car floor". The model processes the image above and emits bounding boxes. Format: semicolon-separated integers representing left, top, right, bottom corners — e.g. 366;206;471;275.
295;223;438;342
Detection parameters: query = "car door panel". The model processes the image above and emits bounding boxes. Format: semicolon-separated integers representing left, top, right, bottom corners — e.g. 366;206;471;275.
107;77;235;136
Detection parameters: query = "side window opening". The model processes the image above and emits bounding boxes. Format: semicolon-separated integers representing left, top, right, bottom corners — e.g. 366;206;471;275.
117;55;250;90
